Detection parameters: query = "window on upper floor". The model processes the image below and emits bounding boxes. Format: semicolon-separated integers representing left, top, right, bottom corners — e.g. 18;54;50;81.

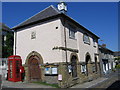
83;33;90;44
93;38;96;47
69;25;76;39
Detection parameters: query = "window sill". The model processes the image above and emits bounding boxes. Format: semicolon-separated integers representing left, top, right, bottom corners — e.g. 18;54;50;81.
72;77;79;81
81;72;87;75
69;37;77;40
83;41;90;45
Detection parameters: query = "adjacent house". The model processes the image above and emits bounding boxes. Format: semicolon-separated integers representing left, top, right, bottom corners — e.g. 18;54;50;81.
12;2;100;88
0;23;14;58
0;23;13;78
99;44;115;76
114;51;120;57
114;51;120;65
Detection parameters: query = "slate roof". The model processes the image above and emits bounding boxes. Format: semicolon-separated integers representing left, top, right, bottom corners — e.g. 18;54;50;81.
12;5;60;29
99;45;114;53
114;51;120;57
12;5;99;39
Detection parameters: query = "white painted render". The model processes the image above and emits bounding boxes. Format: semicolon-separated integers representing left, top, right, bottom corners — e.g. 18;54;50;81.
14;19;63;64
14;18;99;64
61;21;99;62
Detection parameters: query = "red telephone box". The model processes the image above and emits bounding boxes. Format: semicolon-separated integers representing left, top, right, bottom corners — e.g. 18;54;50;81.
8;55;22;82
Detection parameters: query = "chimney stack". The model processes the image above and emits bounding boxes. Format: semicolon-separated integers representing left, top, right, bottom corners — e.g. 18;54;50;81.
102;44;106;48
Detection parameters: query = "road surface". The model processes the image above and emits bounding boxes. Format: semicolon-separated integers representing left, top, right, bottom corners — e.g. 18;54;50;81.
106;80;120;89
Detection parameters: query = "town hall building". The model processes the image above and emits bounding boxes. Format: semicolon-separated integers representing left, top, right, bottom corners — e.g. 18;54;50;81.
12;2;101;88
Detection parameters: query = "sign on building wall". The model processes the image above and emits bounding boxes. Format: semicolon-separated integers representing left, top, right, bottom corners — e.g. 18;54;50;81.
45;67;51;74
58;74;62;81
51;67;57;74
44;65;58;75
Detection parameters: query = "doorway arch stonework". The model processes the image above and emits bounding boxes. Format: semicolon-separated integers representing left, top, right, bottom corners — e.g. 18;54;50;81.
24;51;44;82
85;52;92;76
70;53;79;78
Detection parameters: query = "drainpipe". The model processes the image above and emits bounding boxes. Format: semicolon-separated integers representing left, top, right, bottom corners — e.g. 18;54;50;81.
63;16;68;64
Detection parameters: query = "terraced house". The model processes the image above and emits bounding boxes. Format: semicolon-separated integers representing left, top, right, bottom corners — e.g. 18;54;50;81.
12;2;101;88
99;44;115;76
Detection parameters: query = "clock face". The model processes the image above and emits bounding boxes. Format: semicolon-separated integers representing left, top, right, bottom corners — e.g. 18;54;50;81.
59;5;62;9
58;3;67;11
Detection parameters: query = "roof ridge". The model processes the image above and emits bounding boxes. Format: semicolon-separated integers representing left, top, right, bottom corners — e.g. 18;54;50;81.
12;5;56;29
50;5;61;14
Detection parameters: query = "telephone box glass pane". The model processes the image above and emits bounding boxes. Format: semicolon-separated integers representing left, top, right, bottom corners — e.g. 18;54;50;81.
10;61;12;78
16;61;20;78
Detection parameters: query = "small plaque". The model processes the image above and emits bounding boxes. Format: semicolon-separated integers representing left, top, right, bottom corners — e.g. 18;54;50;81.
58;74;62;81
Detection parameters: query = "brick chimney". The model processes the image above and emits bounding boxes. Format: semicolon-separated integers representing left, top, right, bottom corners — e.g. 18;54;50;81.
102;44;106;48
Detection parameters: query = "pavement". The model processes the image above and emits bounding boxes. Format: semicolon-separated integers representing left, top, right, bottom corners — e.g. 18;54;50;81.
1;79;55;89
71;77;108;88
1;71;119;89
71;71;119;88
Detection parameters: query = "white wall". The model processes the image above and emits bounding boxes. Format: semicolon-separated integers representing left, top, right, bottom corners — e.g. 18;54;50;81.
14;19;63;64
14;18;99;64
61;21;99;63
77;30;98;62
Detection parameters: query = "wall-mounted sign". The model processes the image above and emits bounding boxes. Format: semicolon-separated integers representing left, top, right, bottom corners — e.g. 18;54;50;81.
45;67;51;74
14;57;21;59
52;67;57;74
58;74;62;81
44;66;58;75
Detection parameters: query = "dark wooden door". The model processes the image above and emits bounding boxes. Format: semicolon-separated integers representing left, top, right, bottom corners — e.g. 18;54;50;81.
71;56;77;77
29;57;41;81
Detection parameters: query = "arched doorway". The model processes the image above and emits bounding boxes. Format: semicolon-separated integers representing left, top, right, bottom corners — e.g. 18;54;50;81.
85;53;91;76
25;51;43;81
95;57;98;72
70;54;78;78
28;55;41;81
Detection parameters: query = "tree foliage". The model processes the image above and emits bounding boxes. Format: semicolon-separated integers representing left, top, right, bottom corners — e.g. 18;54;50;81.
2;32;14;58
115;56;120;61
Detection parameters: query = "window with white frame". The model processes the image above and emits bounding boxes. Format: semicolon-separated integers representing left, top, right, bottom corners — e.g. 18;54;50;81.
109;63;111;70
83;34;90;44
69;25;76;39
81;64;87;74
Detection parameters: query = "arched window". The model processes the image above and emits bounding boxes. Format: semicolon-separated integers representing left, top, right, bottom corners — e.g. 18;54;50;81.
83;33;90;44
71;55;77;77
